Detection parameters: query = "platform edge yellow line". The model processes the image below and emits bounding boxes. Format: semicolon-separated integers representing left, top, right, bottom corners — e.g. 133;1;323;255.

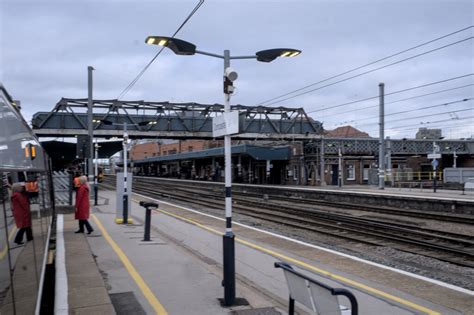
0;226;17;260
91;214;168;315
158;208;440;315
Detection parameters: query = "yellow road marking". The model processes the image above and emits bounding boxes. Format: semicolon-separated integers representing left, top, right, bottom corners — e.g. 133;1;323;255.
157;208;441;315
0;226;18;260
91;214;168;315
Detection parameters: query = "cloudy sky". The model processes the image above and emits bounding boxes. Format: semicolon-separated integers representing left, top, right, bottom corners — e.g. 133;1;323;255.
1;0;473;139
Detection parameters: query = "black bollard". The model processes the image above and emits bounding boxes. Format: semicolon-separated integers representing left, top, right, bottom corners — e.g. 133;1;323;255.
139;201;159;242
143;207;152;241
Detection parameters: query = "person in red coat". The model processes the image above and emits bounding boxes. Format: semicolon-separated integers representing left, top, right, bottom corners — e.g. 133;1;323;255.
75;176;94;234
11;183;33;245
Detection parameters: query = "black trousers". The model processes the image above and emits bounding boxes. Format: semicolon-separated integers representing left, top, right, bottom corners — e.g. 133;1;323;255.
78;220;93;233
15;227;33;244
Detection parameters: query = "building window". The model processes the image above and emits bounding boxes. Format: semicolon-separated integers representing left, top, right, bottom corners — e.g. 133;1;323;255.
363;165;370;181
346;163;355;180
293;165;298;181
188;146;193;152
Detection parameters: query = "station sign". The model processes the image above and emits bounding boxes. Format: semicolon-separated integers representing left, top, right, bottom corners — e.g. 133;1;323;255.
212;112;243;137
427;153;441;159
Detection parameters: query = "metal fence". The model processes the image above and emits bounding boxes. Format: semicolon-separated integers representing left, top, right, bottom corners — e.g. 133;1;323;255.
444;168;474;184
52;171;72;205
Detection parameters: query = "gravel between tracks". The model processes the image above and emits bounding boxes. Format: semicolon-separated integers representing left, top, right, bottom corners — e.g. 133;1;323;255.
174;198;474;291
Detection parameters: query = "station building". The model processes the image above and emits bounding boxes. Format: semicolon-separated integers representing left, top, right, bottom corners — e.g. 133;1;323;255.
127;126;474;187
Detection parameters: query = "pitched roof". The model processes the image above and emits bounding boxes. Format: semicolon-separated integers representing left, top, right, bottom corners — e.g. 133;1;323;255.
325;125;370;138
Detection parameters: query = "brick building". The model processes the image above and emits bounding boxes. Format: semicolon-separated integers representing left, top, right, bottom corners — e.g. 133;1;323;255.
130;140;224;161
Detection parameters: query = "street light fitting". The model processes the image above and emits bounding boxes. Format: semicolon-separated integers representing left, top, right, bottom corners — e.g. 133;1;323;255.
256;48;301;62
145;36;196;55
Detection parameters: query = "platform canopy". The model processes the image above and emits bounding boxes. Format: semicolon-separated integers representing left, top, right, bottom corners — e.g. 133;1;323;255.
130;144;291;165
32;98;323;140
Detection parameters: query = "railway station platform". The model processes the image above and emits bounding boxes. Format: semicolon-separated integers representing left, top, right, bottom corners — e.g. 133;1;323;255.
292;184;474;202
59;189;474;314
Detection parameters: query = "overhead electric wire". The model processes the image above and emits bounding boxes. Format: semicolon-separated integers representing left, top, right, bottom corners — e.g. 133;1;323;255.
117;0;205;100
265;37;473;106
385;116;474;131
340;98;473;123
317;83;474;119
307;73;473;114
360;116;474;134
369;122;474;135
259;25;474;105
352;106;473;128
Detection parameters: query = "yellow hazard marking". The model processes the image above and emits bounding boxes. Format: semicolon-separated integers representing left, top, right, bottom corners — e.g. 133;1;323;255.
0;226;18;260
157;208;441;315
114;218;134;224
91;214;168;315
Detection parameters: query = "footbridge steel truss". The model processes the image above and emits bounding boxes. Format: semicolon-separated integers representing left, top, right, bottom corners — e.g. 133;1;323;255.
32;98;323;139
305;138;474;156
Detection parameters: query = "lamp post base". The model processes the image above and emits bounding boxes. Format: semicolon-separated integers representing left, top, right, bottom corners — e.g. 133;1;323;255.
222;232;235;306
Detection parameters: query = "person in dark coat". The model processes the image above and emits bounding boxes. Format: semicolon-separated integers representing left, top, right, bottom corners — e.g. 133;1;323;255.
11;183;33;245
75;176;94;234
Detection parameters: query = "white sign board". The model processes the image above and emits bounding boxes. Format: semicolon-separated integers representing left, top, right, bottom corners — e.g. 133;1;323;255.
428;153;441;159
212;111;240;137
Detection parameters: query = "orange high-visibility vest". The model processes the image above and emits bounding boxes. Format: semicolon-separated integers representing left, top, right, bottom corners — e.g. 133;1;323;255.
73;177;81;188
25;181;39;192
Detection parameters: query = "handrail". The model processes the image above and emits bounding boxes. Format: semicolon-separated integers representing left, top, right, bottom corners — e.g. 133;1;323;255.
275;261;358;315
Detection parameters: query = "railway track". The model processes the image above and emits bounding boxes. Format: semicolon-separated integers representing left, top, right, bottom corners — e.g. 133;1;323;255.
102;176;474;268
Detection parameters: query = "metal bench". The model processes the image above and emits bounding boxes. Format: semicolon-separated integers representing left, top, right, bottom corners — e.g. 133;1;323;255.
275;262;358;315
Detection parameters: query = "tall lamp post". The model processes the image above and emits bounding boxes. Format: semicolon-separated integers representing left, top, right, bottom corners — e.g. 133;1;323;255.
94;140;100;206
99;119;156;224
146;36;300;306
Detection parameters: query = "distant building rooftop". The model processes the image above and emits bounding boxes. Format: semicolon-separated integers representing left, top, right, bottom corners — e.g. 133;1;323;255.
325;125;370;138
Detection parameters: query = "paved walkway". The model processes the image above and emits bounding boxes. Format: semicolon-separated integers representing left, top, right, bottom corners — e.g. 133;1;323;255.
73;189;473;314
61;214;116;314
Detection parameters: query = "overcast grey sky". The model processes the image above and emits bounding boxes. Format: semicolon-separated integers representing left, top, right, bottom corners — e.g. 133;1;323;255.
1;0;473;139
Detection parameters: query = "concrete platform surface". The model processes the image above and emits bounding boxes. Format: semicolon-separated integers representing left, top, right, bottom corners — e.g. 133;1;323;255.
62;214;116;314
276;183;474;202
77;189;473;315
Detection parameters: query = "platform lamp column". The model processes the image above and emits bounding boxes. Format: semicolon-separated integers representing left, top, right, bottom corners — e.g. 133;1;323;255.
319;137;326;186
222;50;236;306
94;140;99;206
378;83;385;190
144;35;300;307
123;122;129;224
87;66;95;189
338;146;342;188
